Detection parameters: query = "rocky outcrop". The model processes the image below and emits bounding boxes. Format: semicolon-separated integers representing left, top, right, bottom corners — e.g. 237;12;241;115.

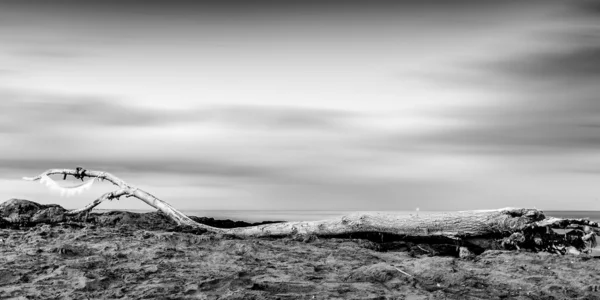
0;199;281;230
0;199;67;225
189;216;281;229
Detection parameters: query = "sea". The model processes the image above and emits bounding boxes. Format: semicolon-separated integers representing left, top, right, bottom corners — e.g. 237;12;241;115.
93;209;600;223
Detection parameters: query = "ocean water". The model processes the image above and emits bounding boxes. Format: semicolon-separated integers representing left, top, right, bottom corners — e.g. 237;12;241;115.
97;209;600;223
95;209;428;222
544;211;600;222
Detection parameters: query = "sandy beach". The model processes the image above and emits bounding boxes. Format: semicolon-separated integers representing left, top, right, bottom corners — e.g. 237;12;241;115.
1;209;599;300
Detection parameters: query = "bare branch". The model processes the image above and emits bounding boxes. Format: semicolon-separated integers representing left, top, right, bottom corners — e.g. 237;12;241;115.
64;189;128;216
23;168;128;188
24;168;222;232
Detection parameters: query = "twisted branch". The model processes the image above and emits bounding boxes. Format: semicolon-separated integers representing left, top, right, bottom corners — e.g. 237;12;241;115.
64;189;128;216
24;168;224;232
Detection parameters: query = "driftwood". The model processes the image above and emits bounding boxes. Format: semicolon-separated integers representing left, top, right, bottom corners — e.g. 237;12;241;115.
22;168;599;255
24;168;220;232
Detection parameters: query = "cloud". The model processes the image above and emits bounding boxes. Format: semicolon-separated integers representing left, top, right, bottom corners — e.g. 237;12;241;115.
202;105;354;130
394;4;600;158
0;90;354;134
575;0;600;15
0;91;187;132
498;2;600;83
489;45;600;83
419;94;600;158
0;69;17;76
0;89;368;187
12;48;88;59
0;157;288;183
6;0;600;211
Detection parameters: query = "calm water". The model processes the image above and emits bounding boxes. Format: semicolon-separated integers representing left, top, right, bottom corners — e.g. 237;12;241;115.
545;211;600;222
95;209;600;222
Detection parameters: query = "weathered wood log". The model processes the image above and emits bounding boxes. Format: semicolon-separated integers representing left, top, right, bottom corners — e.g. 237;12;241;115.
229;208;547;238
22;168;599;254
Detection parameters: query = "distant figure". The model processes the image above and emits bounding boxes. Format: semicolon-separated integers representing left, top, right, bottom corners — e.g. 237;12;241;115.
416;207;419;217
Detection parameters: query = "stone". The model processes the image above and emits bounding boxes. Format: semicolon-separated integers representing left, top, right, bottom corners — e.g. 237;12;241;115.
566;246;581;256
459;247;474;259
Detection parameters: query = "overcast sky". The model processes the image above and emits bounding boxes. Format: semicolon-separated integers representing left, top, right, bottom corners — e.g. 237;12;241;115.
1;0;600;211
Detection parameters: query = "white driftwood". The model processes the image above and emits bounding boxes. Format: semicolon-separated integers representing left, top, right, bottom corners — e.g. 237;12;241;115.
24;169;224;233
64;189;128;216
23;168;598;240
227;208;546;238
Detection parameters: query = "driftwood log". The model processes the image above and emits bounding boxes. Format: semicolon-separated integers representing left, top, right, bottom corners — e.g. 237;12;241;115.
22;168;599;255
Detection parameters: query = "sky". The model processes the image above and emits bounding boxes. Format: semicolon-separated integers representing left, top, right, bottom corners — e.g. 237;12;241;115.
1;0;600;211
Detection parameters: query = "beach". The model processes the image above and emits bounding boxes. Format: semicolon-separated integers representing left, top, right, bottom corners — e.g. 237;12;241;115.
1;208;600;299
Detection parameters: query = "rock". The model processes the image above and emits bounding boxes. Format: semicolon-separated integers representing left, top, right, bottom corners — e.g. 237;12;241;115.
0;217;10;228
91;211;175;229
566;246;581;255
144;265;159;273
80;277;111;292
502;232;526;250
357;239;381;251
345;263;401;283
0;199;66;225
31;207;67;223
0;199;283;231
459;247;475;259
52;244;79;256
0;269;20;285
189;216;283;229
184;283;199;294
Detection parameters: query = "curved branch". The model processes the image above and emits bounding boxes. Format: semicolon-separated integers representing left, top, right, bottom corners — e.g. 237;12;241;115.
64;189;128;216
24;168;224;233
23;169;128;188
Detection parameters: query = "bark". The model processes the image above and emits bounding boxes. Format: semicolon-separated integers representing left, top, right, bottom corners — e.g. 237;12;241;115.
23;168;599;253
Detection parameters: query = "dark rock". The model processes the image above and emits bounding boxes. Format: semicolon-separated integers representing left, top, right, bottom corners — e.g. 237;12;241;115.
91;211;176;230
31;207;67;223
0;199;66;225
0;217;10;229
357;239;381;251
51;245;79;256
377;241;409;252
188;216;283;229
302;234;319;243
167;225;209;235
0;199;284;231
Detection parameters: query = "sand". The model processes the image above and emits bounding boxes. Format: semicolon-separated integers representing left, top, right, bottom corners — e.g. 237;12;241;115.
1;222;600;300
1;199;599;299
